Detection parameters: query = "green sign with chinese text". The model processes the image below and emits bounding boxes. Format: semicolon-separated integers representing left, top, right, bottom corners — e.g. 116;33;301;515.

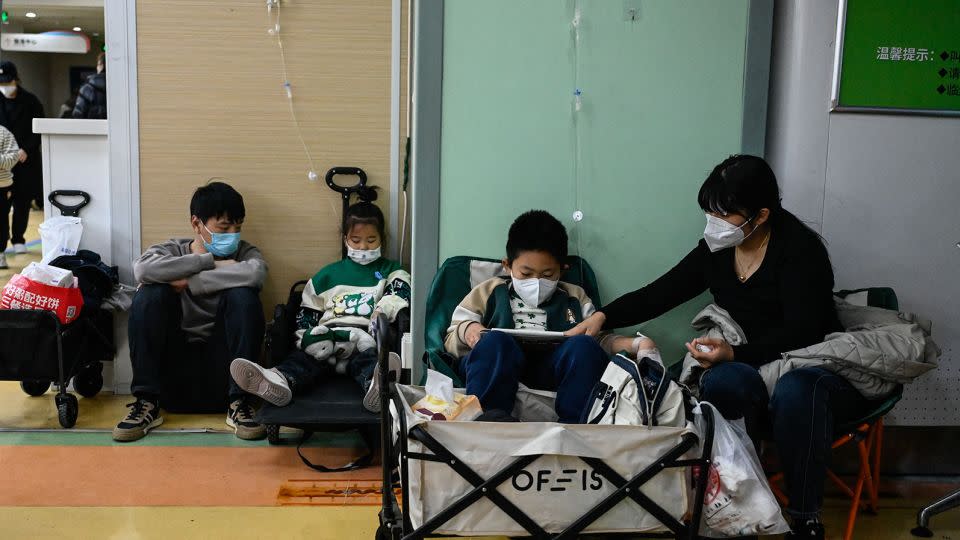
836;0;960;113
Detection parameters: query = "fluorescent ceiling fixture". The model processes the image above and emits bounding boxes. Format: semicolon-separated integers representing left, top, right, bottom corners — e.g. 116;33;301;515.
73;27;81;31
25;12;37;18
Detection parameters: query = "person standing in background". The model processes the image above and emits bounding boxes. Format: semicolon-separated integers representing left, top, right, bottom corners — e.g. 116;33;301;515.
0;61;45;256
72;53;107;119
0;125;21;269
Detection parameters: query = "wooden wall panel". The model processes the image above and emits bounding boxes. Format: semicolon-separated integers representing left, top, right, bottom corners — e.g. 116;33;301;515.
137;0;396;309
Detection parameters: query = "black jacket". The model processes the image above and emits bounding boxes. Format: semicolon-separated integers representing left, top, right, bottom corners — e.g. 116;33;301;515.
600;211;841;366
0;87;44;187
0;87;44;155
72;72;107;119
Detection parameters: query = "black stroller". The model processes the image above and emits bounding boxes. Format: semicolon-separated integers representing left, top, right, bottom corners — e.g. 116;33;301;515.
256;279;408;471
0;191;115;428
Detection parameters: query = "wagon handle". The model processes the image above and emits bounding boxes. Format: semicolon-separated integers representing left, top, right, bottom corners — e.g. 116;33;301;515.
48;190;91;217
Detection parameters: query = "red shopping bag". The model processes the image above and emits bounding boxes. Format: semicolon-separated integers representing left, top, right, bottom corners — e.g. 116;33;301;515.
0;273;84;324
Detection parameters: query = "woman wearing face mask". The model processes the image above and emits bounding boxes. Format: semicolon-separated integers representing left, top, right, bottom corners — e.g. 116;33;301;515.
0;61;45;256
567;155;868;539
229;190;411;415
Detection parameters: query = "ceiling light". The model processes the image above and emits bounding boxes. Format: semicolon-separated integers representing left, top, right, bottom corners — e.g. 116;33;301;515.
25;12;37;18
73;27;81;32
92;32;99;37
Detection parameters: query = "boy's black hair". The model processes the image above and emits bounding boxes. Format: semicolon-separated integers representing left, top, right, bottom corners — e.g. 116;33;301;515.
190;181;245;224
506;210;568;263
342;187;385;239
697;154;781;219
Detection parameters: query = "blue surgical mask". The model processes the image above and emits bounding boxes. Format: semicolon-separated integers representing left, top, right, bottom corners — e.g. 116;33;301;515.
202;223;241;257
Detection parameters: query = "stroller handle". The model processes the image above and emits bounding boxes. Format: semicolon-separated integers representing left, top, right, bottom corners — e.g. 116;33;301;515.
48;190;91;217
325;167;367;196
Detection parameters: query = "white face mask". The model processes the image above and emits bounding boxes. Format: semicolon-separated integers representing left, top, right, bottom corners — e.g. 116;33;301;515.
703;214;755;252
511;276;559;308
0;85;16;98
347;245;381;265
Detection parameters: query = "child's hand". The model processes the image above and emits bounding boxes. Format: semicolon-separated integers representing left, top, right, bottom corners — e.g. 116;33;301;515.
565;311;605;337
17;149;26;163
464;322;486;349
685;338;733;368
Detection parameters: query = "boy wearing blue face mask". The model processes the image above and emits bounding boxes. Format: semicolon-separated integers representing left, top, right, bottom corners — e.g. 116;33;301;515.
445;210;652;423
114;181;268;442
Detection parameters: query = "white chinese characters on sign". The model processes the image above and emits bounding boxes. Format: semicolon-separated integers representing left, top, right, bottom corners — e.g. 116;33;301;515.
876;46;933;61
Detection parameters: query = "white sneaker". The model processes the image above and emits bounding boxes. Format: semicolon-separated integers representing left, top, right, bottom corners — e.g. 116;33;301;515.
0;253;7;269
363;352;401;413
229;358;293;407
12;243;26;254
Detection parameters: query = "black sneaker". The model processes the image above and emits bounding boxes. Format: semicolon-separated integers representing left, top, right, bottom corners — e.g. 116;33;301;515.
113;398;163;442
786;519;825;539
227;398;266;440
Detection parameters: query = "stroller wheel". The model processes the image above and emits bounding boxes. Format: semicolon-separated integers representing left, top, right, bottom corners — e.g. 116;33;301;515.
56;393;79;428
74;364;104;398
375;523;401;540
266;424;281;445
20;379;51;397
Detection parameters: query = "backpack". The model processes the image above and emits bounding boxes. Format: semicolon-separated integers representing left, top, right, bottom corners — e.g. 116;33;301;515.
581;352;688;428
49;249;119;309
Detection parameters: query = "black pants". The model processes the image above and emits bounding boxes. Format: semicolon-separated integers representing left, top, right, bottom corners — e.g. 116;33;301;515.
129;284;265;413
276;348;378;396
700;362;877;519
10;163;38;246
0;182;31;251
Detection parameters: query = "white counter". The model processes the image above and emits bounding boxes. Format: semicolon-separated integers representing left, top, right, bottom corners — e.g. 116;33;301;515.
33;118;108;136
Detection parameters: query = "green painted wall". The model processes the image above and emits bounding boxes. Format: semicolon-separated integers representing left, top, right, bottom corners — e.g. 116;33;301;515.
439;0;751;363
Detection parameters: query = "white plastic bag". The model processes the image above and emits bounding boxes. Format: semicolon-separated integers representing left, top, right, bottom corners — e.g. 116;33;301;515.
693;402;790;537
21;262;75;288
39;216;83;264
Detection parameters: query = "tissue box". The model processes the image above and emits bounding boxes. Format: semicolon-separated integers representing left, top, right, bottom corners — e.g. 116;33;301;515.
413;393;483;422
21;262;76;288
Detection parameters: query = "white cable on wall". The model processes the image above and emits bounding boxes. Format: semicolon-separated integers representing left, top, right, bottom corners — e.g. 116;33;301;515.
267;0;410;266
570;1;586;270
267;0;319;183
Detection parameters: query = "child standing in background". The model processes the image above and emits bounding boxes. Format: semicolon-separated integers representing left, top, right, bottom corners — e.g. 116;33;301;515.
0;124;21;269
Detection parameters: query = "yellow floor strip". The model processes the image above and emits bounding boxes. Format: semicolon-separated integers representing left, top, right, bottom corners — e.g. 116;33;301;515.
0;382;227;431
0;506;381;540
0;503;957;540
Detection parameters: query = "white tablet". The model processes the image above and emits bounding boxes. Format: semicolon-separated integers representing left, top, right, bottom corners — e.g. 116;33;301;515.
484;328;568;342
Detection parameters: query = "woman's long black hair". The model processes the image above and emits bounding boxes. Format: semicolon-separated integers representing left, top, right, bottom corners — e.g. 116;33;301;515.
697;154;825;240
698;154;781;220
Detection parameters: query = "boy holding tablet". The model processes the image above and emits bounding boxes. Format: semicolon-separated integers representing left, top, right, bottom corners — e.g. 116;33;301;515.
445;210;651;422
